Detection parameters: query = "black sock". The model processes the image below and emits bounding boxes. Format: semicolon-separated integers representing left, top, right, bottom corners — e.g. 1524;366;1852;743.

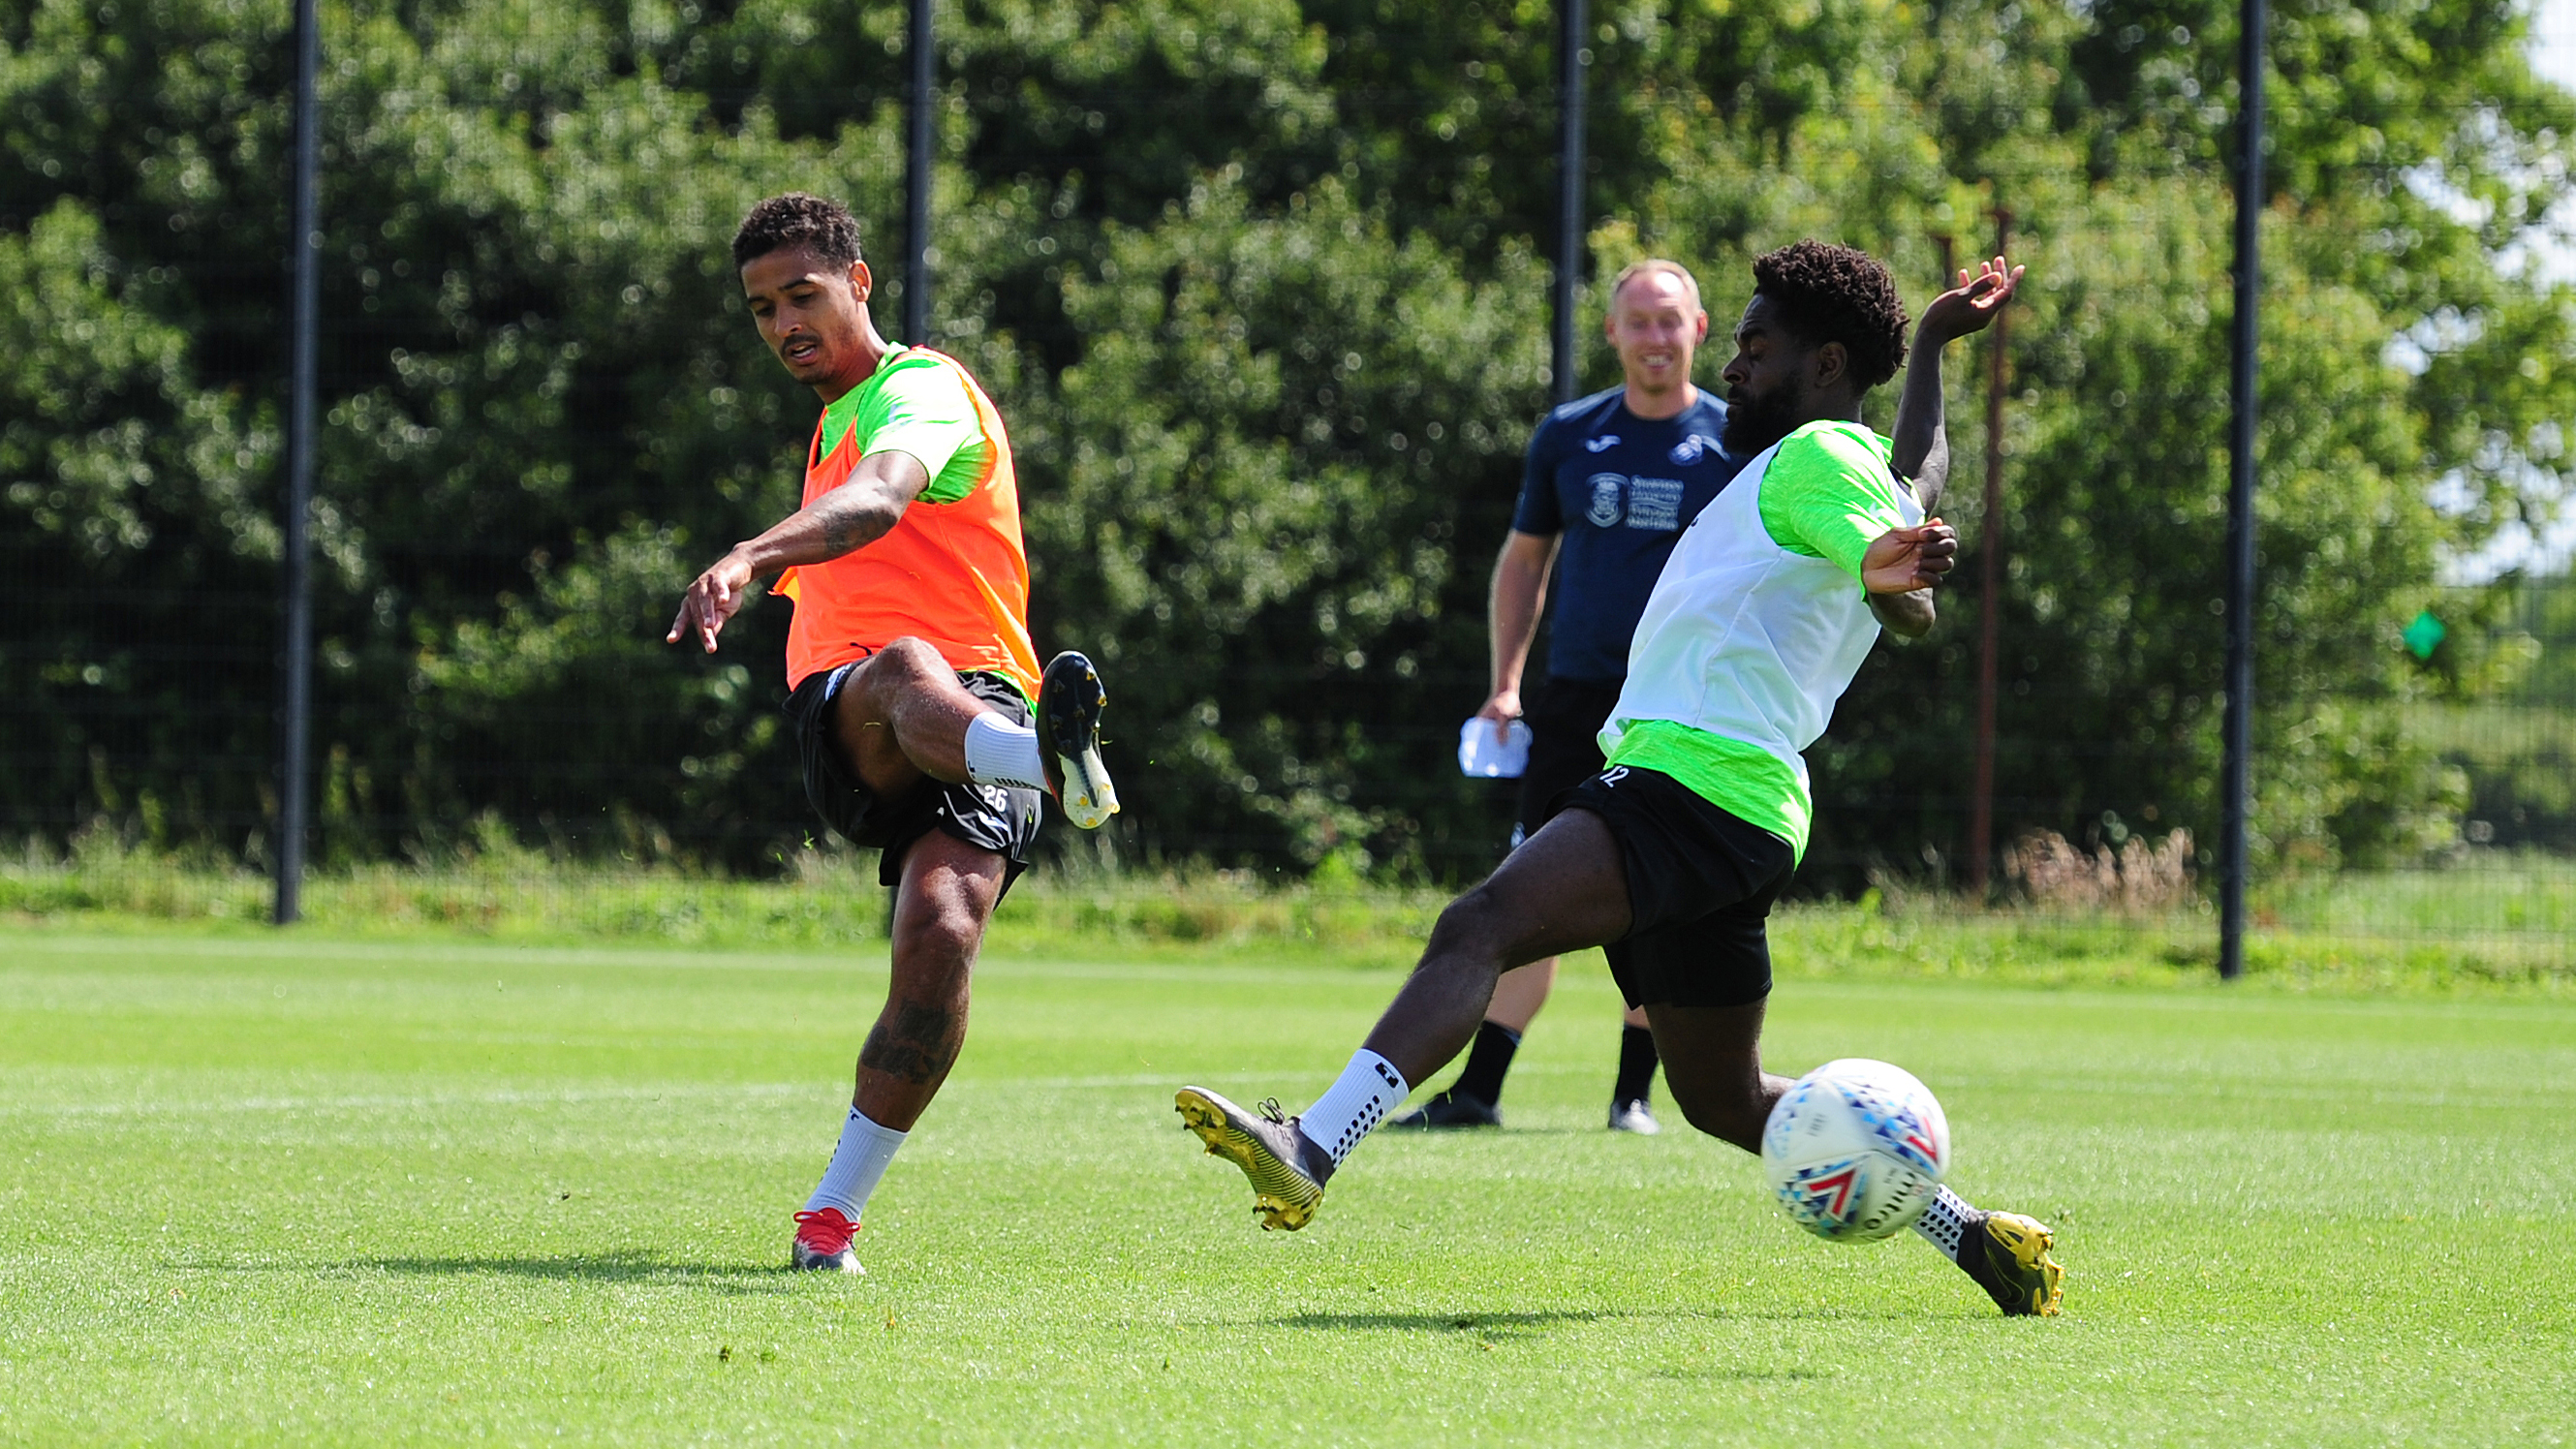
1449;1020;1522;1106
1611;1023;1659;1104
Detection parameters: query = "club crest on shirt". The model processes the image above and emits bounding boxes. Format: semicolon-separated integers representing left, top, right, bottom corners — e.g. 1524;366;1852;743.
1586;473;1625;527
1584;435;1622;453
1670;432;1721;465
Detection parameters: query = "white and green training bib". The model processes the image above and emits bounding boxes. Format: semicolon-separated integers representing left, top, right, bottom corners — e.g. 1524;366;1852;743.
1598;419;1922;861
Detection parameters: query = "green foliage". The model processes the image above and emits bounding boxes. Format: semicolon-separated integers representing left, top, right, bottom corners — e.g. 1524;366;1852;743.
0;0;2568;879
1815;184;2474;875
1030;179;1549;863
8;840;2570;984
2405;577;2576;851
1610;0;2574;879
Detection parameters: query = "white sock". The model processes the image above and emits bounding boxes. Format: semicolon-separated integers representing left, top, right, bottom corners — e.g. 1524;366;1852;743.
803;1107;908;1219
1298;1050;1410;1165
1911;1184;1975;1261
962;711;1049;791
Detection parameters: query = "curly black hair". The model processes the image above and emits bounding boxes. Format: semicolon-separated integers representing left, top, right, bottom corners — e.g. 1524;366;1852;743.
1750;240;1909;389
731;193;864;270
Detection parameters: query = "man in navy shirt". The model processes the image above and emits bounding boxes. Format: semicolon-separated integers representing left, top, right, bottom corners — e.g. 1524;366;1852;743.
1397;259;1744;1133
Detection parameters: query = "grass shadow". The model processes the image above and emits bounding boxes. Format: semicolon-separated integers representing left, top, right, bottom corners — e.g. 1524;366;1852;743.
1270;1304;1924;1339
1270;1309;1639;1341
1432;1126;1667;1138
1651;1364;1838;1382
346;1250;797;1295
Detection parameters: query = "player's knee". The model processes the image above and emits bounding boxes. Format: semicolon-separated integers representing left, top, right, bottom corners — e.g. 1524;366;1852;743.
891;897;984;975
876;635;947;680
1425;888;1512;964
1432;880;1565;973
1675;1093;1764;1154
846;638;952;724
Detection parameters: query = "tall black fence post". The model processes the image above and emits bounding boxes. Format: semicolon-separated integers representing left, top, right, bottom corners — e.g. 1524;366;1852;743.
2219;0;2267;978
895;0;933;941
273;0;321;925
904;0;934;346
1552;0;1588;405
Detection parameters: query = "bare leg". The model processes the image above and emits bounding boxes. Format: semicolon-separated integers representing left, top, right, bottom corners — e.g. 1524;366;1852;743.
851;829;1008;1131
1641;998;1792;1154
1622;1002;1649;1029
1358;808;1633;1088
831;635;1006;791
1482;958;1557;1033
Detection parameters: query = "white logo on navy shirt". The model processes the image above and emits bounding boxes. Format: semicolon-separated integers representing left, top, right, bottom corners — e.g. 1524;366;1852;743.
1626;477;1684;531
1670;432;1721;465
1586;473;1625;527
1584;435;1622;452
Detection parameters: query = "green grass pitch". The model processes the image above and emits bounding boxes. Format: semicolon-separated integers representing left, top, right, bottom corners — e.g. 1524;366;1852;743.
3;930;2571;1446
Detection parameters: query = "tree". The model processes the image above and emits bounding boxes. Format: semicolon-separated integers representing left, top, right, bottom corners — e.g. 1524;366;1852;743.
0;0;2565;884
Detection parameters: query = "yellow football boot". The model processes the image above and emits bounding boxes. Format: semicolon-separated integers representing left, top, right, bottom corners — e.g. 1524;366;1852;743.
1175;1087;1331;1231
1970;1211;2065;1316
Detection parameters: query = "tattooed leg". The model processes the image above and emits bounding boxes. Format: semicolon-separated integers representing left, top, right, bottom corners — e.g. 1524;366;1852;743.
860;1000;965;1090
851;830;1006;1131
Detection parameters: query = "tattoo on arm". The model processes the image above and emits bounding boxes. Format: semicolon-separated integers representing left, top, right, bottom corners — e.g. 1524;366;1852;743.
810;483;903;560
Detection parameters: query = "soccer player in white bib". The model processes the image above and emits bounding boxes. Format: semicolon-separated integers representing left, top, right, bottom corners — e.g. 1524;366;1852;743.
1179;242;2064;1316
1395;260;1748;1137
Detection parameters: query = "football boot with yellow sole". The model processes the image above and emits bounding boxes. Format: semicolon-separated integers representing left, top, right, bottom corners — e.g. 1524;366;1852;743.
1964;1210;2064;1316
1175;1086;1333;1231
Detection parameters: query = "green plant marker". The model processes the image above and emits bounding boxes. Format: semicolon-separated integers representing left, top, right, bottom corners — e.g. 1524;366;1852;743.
2404;608;2446;660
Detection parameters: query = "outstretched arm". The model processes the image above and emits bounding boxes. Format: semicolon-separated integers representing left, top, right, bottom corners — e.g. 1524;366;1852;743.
1859;519;1960;639
1887;257;2023;511
666;449;932;654
1887;351;1949;510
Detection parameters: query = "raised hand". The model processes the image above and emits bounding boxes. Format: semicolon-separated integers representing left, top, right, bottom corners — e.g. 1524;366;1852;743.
1917;257;2024;346
1859;519;1960;595
666;549;759;654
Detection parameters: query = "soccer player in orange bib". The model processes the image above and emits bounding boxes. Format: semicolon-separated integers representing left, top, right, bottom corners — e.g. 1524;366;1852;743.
668;193;1118;1273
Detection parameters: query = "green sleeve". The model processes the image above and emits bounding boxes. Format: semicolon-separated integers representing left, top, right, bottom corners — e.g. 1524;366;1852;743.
1755;423;1909;579
858;354;986;504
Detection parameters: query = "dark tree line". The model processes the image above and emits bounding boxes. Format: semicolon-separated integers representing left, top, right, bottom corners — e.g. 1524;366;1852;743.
1;0;2568;883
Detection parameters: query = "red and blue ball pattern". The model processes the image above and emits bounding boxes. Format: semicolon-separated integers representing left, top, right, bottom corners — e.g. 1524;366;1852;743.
1760;1060;1951;1242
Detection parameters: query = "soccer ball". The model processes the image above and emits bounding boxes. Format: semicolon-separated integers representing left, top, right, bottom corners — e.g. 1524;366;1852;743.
1760;1058;1951;1242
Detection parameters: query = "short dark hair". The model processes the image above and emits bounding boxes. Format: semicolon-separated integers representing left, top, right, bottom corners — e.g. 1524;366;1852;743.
1750;241;1909;389
732;193;864;270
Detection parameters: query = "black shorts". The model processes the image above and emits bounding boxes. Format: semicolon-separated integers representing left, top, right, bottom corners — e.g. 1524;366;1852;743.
784;660;1043;889
1512;675;1624;845
1562;764;1796;1010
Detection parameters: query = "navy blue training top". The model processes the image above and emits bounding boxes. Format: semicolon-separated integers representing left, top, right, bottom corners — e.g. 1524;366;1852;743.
1511;385;1746;682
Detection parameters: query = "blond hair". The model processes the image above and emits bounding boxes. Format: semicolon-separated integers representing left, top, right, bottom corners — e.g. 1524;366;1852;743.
1608;258;1702;316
